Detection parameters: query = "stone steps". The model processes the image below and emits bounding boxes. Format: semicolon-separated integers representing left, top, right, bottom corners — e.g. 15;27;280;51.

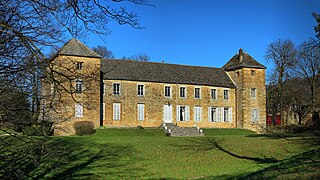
161;123;204;137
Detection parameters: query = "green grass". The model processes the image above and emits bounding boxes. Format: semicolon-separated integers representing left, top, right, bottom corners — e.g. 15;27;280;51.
1;128;319;179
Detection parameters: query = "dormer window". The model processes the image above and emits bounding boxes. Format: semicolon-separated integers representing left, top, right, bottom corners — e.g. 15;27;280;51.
76;62;84;70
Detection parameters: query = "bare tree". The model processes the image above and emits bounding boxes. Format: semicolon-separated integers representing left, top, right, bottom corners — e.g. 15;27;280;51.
265;39;297;125
122;53;150;61
296;40;320;127
92;45;115;59
0;1;150;178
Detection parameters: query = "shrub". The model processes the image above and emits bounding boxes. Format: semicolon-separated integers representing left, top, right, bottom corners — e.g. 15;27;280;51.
74;121;95;136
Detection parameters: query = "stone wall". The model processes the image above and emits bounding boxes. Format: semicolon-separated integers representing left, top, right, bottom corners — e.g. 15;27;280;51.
227;68;266;132
42;55;100;135
103;80;236;128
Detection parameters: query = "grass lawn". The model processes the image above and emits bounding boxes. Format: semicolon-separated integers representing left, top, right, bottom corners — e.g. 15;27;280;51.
1;128;319;179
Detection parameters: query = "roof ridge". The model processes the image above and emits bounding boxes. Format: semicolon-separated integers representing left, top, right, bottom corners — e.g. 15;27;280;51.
103;58;222;70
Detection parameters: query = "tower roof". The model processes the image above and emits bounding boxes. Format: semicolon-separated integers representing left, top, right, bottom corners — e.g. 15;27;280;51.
223;49;266;70
57;38;101;58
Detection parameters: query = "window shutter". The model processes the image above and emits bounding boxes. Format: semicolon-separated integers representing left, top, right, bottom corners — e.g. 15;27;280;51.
208;107;212;122
217;107;220;122
252;108;255;123
199;107;202;122
257;109;260;122
186;106;190;121
194;107;197;122
163;105;166;120
176;105;180;121
221;107;225;122
103;103;105;120
229;107;232;122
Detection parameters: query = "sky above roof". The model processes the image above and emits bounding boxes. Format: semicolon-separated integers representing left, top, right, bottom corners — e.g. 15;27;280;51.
83;0;320;76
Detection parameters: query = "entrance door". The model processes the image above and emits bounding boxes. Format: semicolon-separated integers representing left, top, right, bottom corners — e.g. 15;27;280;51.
163;105;172;123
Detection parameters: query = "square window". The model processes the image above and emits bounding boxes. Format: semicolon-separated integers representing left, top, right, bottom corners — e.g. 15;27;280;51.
180;87;186;98
194;88;201;99
76;62;83;70
138;85;144;96
211;89;217;99
164;86;171;97
113;83;120;95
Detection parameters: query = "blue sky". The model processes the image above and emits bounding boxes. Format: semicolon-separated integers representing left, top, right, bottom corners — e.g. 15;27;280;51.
85;0;319;73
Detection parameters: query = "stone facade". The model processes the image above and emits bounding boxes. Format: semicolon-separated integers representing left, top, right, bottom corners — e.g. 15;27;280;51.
103;80;236;128
42;39;267;135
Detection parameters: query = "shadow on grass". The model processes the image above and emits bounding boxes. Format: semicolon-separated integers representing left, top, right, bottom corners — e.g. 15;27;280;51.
175;137;279;164
175;137;320;179
0;136;143;179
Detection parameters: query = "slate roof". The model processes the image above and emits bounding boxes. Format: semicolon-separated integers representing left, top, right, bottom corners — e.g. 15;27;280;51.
223;53;266;71
101;59;236;88
57;38;101;58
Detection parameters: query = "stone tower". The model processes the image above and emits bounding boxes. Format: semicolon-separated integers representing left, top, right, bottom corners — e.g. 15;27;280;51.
42;39;101;135
223;49;266;132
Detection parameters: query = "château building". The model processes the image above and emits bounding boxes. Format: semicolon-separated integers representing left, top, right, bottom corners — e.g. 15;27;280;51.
42;39;266;135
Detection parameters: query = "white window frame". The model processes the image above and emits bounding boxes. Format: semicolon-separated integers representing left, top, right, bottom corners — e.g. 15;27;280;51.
252;108;259;123
113;83;120;95
194;106;202;122
113;103;121;120
176;105;190;122
137;84;145;96
75;103;83;118
208;106;218;122
163;104;173;122
75;79;83;93
251;88;257;98
164;85;171;98
222;107;232;122
103;103;106;120
179;86;186;98
223;89;229;100
211;89;217;99
137;104;145;120
194;87;201;99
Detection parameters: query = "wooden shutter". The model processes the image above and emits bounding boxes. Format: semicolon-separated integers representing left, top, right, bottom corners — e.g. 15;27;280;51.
176;105;180;121
217;107;220;122
221;107;225;122
186;106;190;121
229;107;232;122
208;107;212;122
103;103;105;120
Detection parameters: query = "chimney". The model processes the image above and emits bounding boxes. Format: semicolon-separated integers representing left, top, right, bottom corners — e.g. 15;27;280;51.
239;48;243;62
